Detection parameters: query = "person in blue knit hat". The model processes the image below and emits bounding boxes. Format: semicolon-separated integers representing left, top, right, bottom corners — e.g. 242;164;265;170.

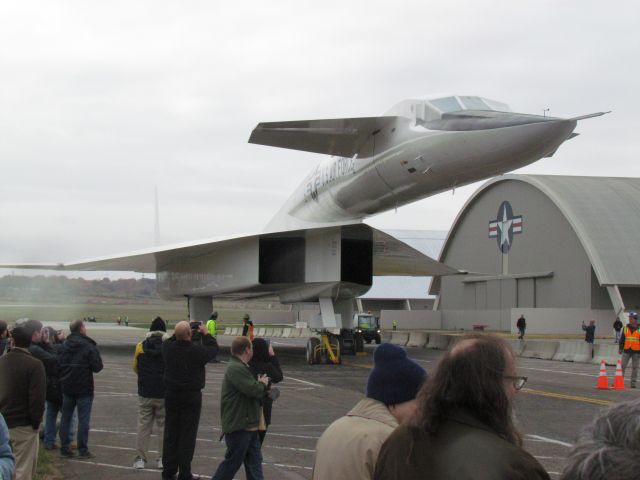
312;343;427;480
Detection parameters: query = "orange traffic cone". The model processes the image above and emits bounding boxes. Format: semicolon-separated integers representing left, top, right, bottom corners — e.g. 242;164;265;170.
596;360;610;390
613;359;625;390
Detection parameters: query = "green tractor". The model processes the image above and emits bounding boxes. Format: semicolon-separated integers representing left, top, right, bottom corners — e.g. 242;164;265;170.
354;312;381;345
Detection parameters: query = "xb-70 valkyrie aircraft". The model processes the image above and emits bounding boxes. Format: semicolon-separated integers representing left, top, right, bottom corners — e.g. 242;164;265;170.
6;95;607;363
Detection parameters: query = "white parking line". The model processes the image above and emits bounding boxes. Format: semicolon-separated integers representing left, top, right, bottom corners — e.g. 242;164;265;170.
519;366;597;378
285;376;324;388
71;457;311;472
525;434;573;448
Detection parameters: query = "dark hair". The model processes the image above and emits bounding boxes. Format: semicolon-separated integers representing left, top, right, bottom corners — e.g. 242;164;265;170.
251;338;270;363
24;319;43;337
0;320;7;336
44;326;61;343
69;319;84;333
560;398;640;480
11;326;32;348
231;336;252;356
414;335;521;446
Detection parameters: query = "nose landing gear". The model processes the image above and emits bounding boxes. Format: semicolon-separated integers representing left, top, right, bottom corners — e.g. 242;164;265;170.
306;332;341;364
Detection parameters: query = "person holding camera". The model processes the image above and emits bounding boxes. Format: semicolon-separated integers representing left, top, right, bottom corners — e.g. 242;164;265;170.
249;338;283;445
211;336;270;480
161;320;218;480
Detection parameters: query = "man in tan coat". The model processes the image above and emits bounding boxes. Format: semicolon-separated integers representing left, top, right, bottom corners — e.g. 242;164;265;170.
312;343;427;480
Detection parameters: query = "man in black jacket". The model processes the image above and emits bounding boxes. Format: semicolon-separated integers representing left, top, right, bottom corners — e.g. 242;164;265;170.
23;320;64;450
132;316;167;470
162;320;218;480
59;319;103;458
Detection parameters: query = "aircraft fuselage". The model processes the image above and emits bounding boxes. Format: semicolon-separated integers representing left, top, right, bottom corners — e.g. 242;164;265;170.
266;102;578;232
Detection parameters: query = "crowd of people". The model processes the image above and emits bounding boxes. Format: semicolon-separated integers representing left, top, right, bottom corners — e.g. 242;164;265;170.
1;313;640;479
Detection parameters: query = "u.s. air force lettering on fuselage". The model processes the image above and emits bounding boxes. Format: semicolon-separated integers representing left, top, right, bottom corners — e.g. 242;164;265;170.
305;155;357;202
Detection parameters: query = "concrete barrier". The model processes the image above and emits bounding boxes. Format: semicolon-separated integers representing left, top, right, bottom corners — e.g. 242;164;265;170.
507;339;526;356
389;331;409;346
427;333;451;350
229;327;239;336
264;328;274;337
592;344;622;366
288;328;300;338
271;328;283;338
256;327;266;337
552;341;593;363
521;340;559;360
406;332;428;348
299;328;313;338
224;327;233;335
282;328;292;338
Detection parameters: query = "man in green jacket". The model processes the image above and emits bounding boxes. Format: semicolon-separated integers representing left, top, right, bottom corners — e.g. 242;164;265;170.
212;336;269;480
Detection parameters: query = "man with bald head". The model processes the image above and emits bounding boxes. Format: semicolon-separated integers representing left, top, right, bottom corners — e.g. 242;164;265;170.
162;320;218;480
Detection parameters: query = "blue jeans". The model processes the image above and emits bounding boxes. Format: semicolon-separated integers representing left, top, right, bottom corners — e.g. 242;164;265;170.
60;395;93;455
44;401;77;448
211;430;263;480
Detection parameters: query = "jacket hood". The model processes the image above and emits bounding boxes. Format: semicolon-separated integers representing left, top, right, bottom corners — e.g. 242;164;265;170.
346;397;398;429
146;331;169;340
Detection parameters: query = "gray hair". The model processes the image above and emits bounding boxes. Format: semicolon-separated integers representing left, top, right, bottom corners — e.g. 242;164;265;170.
560;398;640;480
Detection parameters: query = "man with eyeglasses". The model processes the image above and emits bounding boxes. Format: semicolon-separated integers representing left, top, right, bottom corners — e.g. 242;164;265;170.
374;335;548;480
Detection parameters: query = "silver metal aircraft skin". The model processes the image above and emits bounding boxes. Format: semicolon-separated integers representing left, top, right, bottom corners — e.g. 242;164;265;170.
4;95;607;325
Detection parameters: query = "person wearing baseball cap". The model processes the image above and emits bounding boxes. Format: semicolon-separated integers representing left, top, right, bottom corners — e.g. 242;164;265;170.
312;343;427;480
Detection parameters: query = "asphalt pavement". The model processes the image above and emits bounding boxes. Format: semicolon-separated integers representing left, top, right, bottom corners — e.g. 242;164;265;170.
51;330;640;479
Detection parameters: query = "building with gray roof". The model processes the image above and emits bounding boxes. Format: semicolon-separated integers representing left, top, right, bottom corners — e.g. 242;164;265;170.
430;174;640;334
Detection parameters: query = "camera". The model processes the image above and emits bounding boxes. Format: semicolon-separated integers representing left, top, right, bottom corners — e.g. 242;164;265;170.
190;321;202;331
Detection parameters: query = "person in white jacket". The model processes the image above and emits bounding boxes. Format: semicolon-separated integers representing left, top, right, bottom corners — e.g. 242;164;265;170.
312;343;427;480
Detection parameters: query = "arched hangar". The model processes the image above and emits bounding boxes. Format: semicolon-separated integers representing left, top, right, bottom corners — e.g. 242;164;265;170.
430;174;640;334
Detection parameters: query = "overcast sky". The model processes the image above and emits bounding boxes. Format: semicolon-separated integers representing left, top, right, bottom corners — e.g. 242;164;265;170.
1;1;638;279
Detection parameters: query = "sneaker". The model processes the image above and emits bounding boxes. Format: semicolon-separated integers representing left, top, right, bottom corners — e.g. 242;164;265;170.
70;442;78;450
77;451;95;459
60;449;74;458
44;443;60;450
133;457;146;469
156;458;163;469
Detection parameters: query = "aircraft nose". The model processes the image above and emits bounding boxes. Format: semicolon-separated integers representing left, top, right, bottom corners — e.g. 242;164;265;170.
431;111;574;132
502;117;578;159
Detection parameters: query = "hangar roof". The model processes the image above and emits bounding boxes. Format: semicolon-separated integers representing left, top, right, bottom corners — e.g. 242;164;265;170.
440;174;640;287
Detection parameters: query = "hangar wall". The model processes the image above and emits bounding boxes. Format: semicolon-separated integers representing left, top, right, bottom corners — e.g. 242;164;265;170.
437;179;614;333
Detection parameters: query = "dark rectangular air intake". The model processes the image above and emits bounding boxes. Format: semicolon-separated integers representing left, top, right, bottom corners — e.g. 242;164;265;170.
341;225;373;286
259;236;305;284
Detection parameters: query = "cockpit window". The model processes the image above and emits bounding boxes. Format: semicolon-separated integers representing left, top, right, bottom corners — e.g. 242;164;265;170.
429;96;463;113
459;96;490;110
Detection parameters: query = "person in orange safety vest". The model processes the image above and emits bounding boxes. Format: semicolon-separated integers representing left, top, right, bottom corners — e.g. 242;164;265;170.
619;312;640;388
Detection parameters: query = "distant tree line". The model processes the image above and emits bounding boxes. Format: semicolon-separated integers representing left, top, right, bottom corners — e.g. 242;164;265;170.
0;275;159;302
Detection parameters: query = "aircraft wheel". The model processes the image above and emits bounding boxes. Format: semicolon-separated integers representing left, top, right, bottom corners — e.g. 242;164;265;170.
365;338;372;344
375;334;381;345
355;335;365;353
306;337;321;365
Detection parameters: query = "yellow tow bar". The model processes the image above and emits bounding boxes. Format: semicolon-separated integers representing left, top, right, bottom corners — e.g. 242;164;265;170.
321;334;339;364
